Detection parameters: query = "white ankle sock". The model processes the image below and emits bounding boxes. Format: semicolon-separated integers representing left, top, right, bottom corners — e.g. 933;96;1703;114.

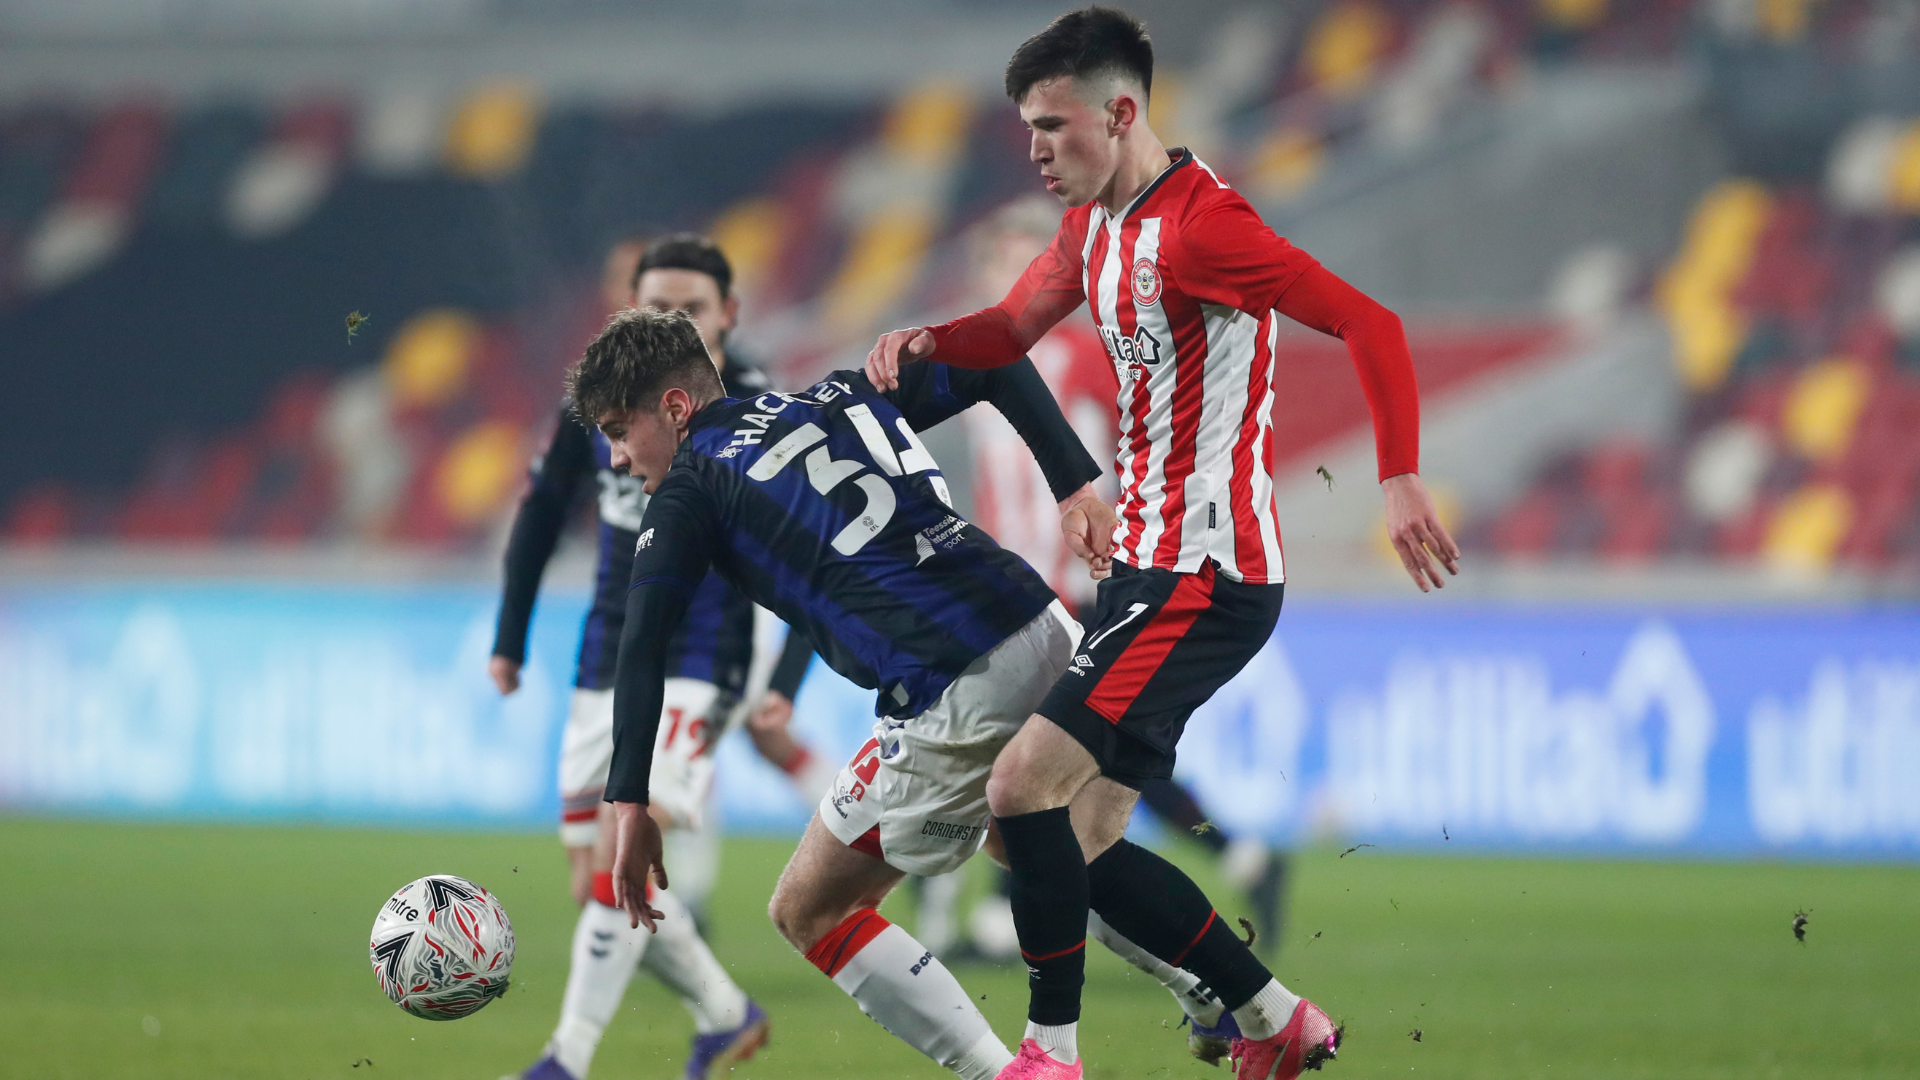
1231;979;1302;1041
809;910;1011;1080
548;900;648;1078
1088;913;1223;1027
1023;1021;1077;1064
638;886;749;1034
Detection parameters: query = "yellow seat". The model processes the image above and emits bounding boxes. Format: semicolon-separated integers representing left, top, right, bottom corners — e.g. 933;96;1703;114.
436;420;524;524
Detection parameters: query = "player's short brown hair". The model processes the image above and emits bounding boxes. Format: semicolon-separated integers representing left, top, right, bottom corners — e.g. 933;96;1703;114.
567;308;724;425
1004;6;1153;105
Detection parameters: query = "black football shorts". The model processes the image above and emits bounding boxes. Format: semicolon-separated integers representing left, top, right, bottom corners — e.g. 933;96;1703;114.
1039;560;1284;789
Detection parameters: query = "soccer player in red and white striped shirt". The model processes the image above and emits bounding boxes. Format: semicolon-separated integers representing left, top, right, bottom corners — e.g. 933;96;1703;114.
866;9;1459;1080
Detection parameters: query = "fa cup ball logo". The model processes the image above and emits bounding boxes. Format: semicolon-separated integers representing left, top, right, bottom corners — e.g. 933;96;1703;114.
1131;258;1162;306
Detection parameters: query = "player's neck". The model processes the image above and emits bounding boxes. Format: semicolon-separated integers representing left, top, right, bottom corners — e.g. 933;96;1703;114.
1096;130;1172;216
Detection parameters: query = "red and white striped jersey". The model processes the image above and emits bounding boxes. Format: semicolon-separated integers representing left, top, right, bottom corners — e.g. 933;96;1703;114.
934;149;1353;585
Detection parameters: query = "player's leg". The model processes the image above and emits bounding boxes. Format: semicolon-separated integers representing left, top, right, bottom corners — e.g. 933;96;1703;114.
775;601;1078;1079
641;677;769;1078
979;817;1227;1039
1137;777;1288;959
981;564;1198;1070
984;714;1103;1069
515;690;649;1079
768;815;1010;1080
1055;571;1335;1077
559;689;614;907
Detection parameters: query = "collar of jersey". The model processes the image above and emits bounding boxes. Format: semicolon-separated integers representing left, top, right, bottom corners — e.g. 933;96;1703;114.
1107;146;1193;224
688;397;739;435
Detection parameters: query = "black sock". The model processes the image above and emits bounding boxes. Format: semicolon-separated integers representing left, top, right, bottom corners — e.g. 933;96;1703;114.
1086;838;1271;1011
997;807;1087;1025
1139;777;1230;854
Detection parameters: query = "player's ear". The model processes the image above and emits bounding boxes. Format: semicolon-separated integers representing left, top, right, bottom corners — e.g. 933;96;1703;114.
1109;93;1138;135
722;292;740;330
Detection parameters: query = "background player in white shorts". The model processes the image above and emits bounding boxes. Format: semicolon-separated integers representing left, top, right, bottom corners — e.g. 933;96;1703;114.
490;235;821;1080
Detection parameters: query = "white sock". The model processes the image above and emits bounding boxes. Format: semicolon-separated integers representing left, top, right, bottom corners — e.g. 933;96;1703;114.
1023;1021;1077;1064
1231;979;1303;1041
915;872;964;956
813;912;1011;1080
1088;912;1223;1027
639;886;749;1034
548;901;649;1078
663;822;722;914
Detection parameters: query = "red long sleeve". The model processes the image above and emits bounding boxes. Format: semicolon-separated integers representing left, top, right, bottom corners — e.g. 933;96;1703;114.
1274;263;1420;481
928;207;1089;368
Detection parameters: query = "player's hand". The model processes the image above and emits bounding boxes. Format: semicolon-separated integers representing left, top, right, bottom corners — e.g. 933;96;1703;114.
749;691;795;733
864;327;934;391
1059;483;1117;581
609;801;669;932
488;656;521;696
1382;472;1460;593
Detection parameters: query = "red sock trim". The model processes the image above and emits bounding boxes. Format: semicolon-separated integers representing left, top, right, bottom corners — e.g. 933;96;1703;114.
591;871;618;908
780;747;814;777
591;872;655;909
804;908;891;978
1169;909;1217;968
1019;938;1087;963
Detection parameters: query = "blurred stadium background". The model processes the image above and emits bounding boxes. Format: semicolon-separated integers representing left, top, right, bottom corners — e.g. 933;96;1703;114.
2;0;1919;1077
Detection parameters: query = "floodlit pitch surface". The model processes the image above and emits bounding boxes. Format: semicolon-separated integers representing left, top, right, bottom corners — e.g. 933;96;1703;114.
0;819;1914;1079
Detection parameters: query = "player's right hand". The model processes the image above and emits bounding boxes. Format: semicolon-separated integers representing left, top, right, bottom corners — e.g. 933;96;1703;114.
865;327;934;391
488;656;521;696
749;691;795;733
610;801;669;932
1059;483;1117;581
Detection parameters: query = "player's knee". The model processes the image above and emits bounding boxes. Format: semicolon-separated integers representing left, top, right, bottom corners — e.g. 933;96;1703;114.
766;882;816;950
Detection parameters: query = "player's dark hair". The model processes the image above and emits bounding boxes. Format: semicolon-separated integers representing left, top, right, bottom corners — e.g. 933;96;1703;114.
568;308;724;425
631;232;734;300
1004;6;1153;105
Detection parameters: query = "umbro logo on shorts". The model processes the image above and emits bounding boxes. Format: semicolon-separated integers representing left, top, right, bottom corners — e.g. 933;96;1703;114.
1067;654;1096;675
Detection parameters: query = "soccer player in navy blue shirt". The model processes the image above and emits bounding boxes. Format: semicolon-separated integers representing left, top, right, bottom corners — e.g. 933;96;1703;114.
577;307;1118;1080
490;235;803;1080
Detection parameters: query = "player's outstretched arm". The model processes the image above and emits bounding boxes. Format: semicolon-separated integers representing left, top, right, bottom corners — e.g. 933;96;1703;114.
867;217;1088;389
603;474;717;927
1273;262;1459;591
490;407;594;693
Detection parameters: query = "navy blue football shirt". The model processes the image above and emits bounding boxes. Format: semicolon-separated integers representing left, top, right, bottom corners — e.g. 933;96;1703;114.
604;359;1100;805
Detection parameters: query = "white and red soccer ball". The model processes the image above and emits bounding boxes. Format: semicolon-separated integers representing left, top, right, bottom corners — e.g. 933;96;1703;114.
369;874;515;1020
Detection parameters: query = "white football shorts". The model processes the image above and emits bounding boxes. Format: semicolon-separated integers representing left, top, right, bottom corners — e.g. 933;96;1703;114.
818;600;1081;877
557;678;725;845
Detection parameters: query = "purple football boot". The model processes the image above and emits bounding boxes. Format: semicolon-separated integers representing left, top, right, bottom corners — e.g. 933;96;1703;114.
684;1000;770;1079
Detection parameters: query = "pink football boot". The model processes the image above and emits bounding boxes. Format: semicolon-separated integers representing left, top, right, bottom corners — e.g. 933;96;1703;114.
1229;999;1341;1079
994;1038;1083;1080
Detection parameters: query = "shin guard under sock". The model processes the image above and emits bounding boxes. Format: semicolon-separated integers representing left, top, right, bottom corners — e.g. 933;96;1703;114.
996;807;1088;1026
1085;838;1271;1012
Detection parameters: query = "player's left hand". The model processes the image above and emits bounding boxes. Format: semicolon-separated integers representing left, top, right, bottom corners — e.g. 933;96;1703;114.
609;801;669;932
1382;472;1460;592
1059;483;1117;581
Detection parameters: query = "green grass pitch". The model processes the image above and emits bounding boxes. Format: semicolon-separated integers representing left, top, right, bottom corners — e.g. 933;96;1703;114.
1;817;1914;1079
